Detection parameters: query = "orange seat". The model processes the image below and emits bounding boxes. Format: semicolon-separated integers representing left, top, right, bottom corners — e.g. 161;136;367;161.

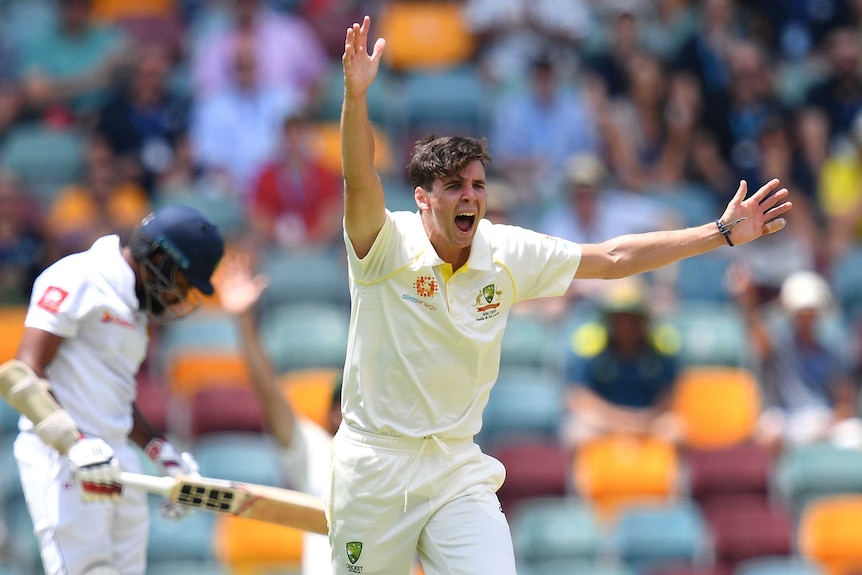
166;351;249;398
310;121;394;175
280;367;341;430
214;515;303;573
377;2;475;71
798;495;862;575
91;0;176;21
574;434;680;520
671;366;760;449
0;306;27;363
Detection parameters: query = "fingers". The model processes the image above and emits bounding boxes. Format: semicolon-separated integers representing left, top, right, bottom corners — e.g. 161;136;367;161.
731;180;748;204
763;218;787;235
749;178;781;204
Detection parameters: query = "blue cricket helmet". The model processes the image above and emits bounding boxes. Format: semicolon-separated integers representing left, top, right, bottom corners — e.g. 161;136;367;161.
139;205;224;295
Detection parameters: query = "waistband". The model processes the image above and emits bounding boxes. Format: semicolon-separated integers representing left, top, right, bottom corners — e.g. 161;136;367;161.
339;423;473;454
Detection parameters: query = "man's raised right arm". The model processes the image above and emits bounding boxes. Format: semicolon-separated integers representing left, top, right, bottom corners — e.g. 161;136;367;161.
341;16;387;259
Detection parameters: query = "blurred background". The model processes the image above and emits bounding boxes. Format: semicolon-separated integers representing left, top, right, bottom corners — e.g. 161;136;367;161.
3;0;862;574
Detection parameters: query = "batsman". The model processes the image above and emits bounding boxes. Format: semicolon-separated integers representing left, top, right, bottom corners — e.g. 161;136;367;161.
0;205;223;575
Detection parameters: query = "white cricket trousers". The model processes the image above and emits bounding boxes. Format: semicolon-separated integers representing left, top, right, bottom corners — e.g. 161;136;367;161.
328;424;517;575
14;432;149;575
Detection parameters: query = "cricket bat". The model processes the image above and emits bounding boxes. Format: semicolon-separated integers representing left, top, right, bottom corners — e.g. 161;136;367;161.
119;471;328;534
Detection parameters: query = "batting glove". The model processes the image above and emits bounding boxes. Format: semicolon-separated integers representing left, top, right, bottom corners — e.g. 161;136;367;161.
145;438;200;520
67;437;122;502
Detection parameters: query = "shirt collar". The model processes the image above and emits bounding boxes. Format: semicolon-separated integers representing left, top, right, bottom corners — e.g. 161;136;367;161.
408;212;493;272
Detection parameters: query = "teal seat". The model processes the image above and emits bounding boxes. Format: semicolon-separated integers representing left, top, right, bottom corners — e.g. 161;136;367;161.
500;315;558;370
735;556;825;575
316;61;395;130
672;253;733;304
152;189;246;240
259;303;349;373
400;65;488;136
145;560;229;575
830;245;862;323
0;124;84;203
774;444;862;515
662;302;748;367
531;559;636;575
258;250;350;311
607;500;710;574
480;370;564;450
192;431;284;488
146;499;217;564
510;496;603;565
158;312;241;361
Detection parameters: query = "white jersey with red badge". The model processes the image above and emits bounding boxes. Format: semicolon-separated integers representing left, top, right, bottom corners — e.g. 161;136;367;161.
23;235;149;442
342;210;581;440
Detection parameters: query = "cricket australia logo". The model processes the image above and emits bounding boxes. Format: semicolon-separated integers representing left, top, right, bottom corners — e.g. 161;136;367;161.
474;283;503;321
346;541;364;572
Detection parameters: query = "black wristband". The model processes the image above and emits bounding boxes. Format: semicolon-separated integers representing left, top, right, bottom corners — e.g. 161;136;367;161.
715;219;735;246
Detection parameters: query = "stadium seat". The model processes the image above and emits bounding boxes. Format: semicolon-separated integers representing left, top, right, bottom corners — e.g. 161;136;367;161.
528;559;636;575
377;2;475;71
259;303;349;374
574;435;680;520
399;65;489;138
662;302;748;367
214;515;303;573
701;494;793;571
309;120;395;175
773;444;862;516
144;560;228;575
192;432;284;487
164;350;249;399
158;311;241;361
479;370;565;451
798;494;862;575
316;61;394;128
91;0;175;20
0;124;84;204
492;438;570;515
685;442;774;507
146;498;217;564
189;386;265;438
671;253;733;304
258;250;350;312
0;306;26;364
499;314;558;370
831;245;862;324
509;496;602;566
606;499;711;575
734;557;825;575
651;568;732;575
671;366;761;449
152;192;246;241
134;376;169;434
279;367;341;431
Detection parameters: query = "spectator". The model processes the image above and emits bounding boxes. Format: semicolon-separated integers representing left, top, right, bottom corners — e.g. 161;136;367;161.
799;26;862;176
190;35;303;200
538;152;672;245
818;108;862;261
0;171;46;305
45;135;149;261
18;0;132;123
96;42;189;196
248;112;343;251
560;276;681;450
215;252;340;575
463;0;592;88
191;0;328;106
602;50;701;191
728;266;862;449
489;51;600;203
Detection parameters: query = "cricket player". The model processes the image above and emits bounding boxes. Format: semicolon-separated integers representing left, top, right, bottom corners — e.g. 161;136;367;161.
333;16;792;575
7;205;224;575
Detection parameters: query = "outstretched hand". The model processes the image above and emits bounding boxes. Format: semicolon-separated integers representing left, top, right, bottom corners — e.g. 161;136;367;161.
343;16;386;96
214;252;269;315
717;179;792;246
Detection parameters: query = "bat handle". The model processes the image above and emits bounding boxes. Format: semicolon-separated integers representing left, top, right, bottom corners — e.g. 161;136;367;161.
119;471;175;497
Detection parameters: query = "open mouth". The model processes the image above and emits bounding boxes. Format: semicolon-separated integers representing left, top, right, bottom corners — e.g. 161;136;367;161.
455;213;476;233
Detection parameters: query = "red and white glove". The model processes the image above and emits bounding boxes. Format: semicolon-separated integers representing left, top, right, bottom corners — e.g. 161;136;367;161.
67;437;122;502
145;438;200;520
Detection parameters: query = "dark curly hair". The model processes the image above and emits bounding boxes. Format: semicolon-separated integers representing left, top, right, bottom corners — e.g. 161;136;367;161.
406;135;492;191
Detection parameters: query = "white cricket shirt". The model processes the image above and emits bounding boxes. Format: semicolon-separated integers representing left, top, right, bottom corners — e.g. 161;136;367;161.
23;235;149;442
343;211;581;439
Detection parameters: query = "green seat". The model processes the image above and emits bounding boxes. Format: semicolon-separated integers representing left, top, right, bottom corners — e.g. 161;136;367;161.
510;496;603;565
0;124;84;203
662;302;748;367
774;444;862;515
531;559;636;575
152;189;246;240
735;556;825;575
192;431;283;487
480;370;564;450
258;250;350;312
146;499;217;564
259;303;349;373
500;315;558;371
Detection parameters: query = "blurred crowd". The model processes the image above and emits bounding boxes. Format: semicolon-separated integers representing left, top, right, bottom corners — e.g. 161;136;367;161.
4;0;862;573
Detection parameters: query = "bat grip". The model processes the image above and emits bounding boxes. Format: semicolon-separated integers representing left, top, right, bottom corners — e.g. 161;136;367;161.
119;471;176;497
